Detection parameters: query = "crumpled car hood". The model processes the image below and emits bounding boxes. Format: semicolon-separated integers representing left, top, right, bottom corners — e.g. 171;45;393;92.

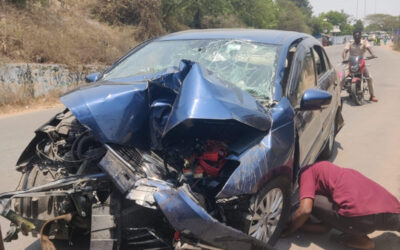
60;60;272;149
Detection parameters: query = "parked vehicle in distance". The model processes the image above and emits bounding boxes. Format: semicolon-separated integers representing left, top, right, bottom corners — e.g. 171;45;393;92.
368;33;376;41
0;29;343;249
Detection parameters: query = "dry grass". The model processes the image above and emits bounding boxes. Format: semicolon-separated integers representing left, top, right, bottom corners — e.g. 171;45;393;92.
91;0;166;41
0;0;138;65
0;85;63;115
0;80;87;114
0;0;140;112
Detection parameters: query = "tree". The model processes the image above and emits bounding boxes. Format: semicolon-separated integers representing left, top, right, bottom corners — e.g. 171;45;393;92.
231;0;278;29
353;19;364;32
162;0;236;30
290;0;313;18
365;14;400;32
309;17;333;36
365;23;381;32
277;0;310;33
322;11;348;26
341;24;354;35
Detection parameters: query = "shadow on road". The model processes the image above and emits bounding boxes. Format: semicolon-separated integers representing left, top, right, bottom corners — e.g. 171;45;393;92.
25;238;89;250
277;230;400;250
373;232;400;250
341;95;374;107
328;141;343;162
277;230;354;250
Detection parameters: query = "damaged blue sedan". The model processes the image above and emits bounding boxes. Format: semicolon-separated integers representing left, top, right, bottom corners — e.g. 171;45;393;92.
0;29;343;249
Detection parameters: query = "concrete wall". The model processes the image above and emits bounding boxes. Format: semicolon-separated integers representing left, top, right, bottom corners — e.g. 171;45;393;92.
331;35;353;45
0;63;107;98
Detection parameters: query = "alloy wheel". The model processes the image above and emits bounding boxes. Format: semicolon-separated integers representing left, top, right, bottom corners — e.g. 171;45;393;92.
248;188;283;242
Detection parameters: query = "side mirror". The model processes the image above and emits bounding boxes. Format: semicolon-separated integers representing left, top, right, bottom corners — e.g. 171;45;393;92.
299;89;332;111
85;72;101;83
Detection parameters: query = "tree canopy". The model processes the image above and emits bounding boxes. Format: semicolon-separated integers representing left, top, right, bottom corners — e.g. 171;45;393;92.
90;0;400;41
365;14;400;32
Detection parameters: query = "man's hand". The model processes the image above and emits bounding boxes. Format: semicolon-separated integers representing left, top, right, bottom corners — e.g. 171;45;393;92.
280;198;313;238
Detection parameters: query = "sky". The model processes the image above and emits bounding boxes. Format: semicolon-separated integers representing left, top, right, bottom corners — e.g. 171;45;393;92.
309;0;400;21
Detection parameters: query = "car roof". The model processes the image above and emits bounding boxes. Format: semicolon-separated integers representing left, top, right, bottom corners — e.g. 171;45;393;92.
158;29;311;46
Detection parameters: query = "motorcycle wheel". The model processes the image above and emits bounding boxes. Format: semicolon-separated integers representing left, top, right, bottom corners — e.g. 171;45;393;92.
351;83;364;106
246;176;291;246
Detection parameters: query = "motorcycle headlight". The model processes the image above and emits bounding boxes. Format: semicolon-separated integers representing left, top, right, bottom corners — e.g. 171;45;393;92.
350;64;360;73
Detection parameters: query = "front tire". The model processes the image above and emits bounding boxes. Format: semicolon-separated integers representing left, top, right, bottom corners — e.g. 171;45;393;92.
351;82;364;105
246;176;291;245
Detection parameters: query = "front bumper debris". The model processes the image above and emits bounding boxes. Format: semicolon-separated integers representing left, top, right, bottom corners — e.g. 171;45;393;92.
151;184;275;250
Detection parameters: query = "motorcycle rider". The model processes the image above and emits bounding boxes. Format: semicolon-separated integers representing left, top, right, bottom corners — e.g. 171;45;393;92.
342;30;378;102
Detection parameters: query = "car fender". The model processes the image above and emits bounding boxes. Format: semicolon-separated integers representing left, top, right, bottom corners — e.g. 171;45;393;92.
216;97;295;198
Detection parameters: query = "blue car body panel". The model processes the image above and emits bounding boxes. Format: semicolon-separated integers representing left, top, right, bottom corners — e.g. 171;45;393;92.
216;97;295;198
153;185;274;250
61;60;272;150
61;82;150;147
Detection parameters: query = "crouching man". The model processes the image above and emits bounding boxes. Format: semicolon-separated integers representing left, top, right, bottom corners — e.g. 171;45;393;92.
281;161;400;249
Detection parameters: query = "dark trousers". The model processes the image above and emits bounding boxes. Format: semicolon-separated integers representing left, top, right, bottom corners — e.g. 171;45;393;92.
312;195;400;235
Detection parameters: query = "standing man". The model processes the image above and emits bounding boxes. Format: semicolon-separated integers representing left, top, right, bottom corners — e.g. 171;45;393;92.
282;161;400;249
342;31;378;102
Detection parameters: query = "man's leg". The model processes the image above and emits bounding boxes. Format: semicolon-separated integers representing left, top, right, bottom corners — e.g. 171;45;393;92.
374;213;400;232
341;67;350;89
364;68;378;102
301;219;331;233
311;195;375;249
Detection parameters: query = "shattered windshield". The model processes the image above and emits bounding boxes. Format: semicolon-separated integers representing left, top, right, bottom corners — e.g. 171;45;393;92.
103;39;280;101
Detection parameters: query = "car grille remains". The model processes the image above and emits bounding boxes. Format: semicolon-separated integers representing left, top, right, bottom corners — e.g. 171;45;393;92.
109;144;143;168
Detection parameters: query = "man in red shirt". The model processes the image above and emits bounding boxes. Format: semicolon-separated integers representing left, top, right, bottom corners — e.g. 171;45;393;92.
282;161;400;249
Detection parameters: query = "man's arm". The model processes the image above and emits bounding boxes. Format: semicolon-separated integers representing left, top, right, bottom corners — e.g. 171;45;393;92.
367;47;377;58
281;198;313;237
342;42;350;60
342;48;349;61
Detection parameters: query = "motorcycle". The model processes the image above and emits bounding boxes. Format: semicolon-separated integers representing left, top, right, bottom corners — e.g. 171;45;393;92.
0;60;277;250
342;56;375;105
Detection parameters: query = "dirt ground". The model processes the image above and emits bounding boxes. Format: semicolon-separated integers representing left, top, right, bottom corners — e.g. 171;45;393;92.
0;99;62;118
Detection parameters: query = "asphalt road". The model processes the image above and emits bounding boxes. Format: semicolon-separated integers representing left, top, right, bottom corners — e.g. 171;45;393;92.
0;44;399;249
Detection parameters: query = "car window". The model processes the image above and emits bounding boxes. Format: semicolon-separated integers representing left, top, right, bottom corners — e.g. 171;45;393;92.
322;49;331;70
297;50;316;104
312;46;327;77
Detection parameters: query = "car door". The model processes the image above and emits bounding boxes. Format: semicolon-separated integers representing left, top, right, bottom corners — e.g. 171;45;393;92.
311;45;338;152
287;39;322;168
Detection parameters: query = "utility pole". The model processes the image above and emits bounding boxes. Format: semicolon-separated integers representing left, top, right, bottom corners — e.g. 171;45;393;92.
364;0;366;19
356;0;359;19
